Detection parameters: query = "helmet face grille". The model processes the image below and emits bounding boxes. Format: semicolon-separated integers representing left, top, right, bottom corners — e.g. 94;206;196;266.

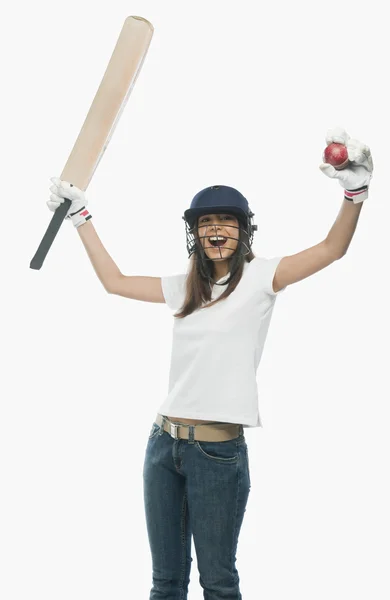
183;212;256;260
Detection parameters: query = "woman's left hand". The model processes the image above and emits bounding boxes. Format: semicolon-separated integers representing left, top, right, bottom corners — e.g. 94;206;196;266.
319;127;373;203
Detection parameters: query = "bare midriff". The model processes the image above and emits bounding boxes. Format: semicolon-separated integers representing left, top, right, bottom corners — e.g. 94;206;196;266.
166;416;216;425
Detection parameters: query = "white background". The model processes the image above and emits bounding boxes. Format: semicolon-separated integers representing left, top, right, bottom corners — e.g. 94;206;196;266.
2;0;389;598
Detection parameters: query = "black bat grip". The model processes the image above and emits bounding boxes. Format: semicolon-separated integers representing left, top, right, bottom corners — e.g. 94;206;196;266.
29;198;72;270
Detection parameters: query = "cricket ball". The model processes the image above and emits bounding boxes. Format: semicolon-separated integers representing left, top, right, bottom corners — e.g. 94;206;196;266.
324;142;349;170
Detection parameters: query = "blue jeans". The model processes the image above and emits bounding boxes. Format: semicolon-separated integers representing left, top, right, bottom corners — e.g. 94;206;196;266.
143;417;251;599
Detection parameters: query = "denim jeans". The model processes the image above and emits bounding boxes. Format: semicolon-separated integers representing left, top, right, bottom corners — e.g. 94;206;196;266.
143;416;251;599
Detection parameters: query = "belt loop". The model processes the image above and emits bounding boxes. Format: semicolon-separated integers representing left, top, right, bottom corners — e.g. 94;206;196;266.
188;425;195;444
239;424;244;437
159;415;166;436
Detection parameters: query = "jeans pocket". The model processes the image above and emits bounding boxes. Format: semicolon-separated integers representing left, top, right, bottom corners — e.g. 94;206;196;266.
195;439;239;463
148;422;160;439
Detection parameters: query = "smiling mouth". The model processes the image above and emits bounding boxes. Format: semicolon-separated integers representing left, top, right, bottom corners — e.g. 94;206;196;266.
206;235;228;246
209;241;227;248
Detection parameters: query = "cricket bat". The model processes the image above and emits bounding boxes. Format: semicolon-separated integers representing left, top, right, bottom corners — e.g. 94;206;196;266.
30;16;154;270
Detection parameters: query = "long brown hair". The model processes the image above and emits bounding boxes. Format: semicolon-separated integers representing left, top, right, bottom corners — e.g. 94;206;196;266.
174;224;256;319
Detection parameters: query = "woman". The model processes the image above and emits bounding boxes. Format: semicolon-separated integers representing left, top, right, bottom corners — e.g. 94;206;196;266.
48;127;372;599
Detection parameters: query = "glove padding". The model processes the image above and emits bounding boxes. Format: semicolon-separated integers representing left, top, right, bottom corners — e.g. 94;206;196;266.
319;127;373;203
48;178;92;227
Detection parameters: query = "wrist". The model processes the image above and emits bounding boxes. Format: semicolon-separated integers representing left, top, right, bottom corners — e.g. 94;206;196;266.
68;206;92;228
344;185;368;204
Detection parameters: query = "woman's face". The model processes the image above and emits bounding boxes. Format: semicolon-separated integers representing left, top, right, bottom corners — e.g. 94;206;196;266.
197;213;240;260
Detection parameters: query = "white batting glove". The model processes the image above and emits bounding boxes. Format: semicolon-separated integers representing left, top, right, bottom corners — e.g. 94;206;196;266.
319;127;373;203
47;177;92;228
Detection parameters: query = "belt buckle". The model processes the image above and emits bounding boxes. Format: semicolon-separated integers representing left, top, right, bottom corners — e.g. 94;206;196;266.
170;422;179;439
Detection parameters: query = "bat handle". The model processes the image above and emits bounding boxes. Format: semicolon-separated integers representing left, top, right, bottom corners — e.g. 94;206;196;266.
29;199;72;270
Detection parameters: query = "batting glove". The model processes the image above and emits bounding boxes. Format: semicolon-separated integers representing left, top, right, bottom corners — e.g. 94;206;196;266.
319;127;373;203
47;177;92;228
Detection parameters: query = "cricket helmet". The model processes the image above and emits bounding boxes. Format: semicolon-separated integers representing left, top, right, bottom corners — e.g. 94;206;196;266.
182;185;258;285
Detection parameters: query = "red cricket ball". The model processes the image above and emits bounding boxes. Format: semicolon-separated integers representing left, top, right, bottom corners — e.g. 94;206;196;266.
324;142;349;170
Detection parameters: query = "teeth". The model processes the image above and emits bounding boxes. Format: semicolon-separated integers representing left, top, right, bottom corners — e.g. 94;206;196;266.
209;236;226;241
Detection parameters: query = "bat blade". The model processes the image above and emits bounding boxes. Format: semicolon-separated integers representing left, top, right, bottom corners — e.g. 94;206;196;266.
61;16;154;190
30;16;154;270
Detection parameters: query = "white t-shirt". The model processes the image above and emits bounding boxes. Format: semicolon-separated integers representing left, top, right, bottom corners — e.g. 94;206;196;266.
159;256;286;428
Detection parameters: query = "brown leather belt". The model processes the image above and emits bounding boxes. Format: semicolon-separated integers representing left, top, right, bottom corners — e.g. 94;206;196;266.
155;414;243;442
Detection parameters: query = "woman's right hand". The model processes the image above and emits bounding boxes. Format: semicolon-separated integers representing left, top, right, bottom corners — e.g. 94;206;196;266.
47;177;92;228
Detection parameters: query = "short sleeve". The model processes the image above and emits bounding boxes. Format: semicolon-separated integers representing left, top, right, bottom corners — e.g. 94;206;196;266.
250;256;287;296
161;274;187;310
